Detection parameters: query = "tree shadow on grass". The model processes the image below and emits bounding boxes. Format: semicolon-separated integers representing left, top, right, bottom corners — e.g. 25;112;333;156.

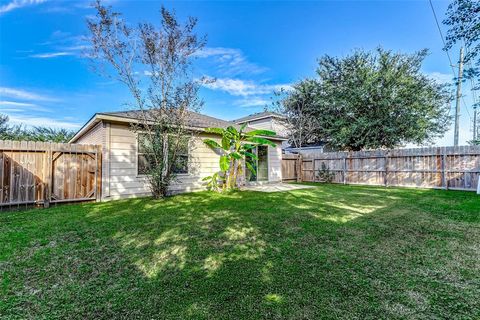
1;185;479;319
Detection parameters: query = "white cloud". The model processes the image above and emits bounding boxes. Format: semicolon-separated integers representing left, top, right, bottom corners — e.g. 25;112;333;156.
29;51;74;59
144;70;160;77
1;108;23;113
0;0;47;14
0;100;52;112
234;97;270;108
28;33;89;59
0;87;57;102
0;100;37;107
196;47;267;76
427;72;453;85
51;30;71;38
6;114;80;129
202;78;291;96
42;5;73;13
195;47;239;58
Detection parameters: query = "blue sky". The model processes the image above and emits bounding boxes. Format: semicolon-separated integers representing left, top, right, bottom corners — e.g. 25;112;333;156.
0;0;476;146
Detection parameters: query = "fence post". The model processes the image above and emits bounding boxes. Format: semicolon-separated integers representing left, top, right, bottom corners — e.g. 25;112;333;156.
296;155;303;182
312;158;316;182
384;151;389;187
96;145;102;201
44;143;52;208
441;148;447;190
343;156;347;184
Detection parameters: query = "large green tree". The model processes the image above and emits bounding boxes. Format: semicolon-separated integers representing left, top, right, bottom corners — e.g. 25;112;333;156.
280;48;452;151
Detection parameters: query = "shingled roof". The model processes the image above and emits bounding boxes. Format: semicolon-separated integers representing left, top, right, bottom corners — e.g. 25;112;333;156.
98;110;235;130
71;109;288;143
233;111;286;124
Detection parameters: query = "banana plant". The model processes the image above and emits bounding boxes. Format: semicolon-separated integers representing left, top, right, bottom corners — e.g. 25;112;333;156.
201;172;223;192
203;124;276;190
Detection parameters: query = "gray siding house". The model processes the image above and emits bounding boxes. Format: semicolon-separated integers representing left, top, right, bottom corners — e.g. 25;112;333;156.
70;110;287;200
234;111;325;156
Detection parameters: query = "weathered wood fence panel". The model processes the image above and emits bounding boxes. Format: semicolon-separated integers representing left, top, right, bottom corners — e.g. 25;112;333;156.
283;146;480;191
282;154;300;182
0;141;102;208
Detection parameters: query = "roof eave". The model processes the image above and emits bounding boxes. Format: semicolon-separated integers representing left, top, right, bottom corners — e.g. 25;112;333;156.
69;113;101;143
234;114;286;124
70;113;288;143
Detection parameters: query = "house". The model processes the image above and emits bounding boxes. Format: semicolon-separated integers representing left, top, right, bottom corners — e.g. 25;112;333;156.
234;111;290;149
234;111;325;155
234;111;289;137
70;110;287;200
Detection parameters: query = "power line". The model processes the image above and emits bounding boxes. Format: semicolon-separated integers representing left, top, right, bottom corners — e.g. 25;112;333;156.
429;0;474;126
428;0;456;77
460;29;479;139
459;43;475;120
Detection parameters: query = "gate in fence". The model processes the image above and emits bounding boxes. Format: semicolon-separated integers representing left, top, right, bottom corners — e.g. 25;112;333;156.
0;140;102;208
282;145;480;192
281;154;301;182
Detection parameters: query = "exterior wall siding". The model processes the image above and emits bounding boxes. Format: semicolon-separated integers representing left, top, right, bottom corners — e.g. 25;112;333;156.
75;121;105;146
105;123;228;199
245;118;274;130
268;143;282;182
77;121;284;200
245;118;290;149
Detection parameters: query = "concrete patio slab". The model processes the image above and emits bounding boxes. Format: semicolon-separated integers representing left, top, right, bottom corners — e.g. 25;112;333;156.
242;183;316;193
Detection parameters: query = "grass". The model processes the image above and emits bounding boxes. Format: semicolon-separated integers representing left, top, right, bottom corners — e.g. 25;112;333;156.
1;184;479;319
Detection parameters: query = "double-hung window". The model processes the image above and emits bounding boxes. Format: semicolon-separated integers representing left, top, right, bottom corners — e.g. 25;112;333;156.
137;133;189;175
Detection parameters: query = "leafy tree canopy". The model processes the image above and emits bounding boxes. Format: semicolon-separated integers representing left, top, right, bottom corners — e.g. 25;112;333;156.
0;114;74;142
280;48;452;151
0;114;8;136
443;0;480;90
468;138;480;145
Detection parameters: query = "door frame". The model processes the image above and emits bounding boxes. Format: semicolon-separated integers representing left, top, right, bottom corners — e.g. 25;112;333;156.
246;145;269;182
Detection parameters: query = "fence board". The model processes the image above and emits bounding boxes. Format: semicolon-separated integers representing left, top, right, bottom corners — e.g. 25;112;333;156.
0;140;102;208
283;145;480;192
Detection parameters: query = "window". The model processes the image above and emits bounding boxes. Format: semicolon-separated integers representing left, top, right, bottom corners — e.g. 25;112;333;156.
137;133;152;175
137;133;189;175
171;140;189;174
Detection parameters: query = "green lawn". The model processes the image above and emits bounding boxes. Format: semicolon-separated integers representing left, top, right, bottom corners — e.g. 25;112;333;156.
1;184;479;319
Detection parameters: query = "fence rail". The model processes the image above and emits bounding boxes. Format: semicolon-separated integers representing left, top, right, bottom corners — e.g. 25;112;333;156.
283;146;480;191
0;140;102;208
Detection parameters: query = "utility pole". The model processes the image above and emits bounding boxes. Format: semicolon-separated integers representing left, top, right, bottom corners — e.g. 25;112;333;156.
474;106;478;141
454;47;464;146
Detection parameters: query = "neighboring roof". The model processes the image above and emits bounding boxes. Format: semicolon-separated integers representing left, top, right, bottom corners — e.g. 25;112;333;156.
284;145;325;151
70;109;287;143
233;111;286;124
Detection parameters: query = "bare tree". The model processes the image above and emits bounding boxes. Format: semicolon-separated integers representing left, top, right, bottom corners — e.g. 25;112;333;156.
273;81;320;150
88;1;206;198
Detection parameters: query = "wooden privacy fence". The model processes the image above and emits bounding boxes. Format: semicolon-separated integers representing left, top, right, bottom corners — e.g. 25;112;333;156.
283;145;480;191
0;140;102;208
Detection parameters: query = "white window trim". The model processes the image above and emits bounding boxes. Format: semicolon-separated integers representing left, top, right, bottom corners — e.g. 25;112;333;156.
136;132;191;178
